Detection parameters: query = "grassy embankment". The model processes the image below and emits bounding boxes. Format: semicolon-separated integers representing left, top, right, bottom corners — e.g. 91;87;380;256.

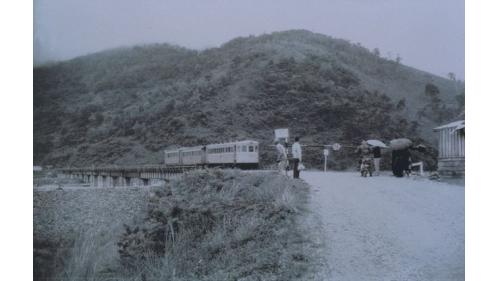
34;169;326;281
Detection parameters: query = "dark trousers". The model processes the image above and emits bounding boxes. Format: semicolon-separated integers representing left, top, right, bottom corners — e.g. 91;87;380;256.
292;158;300;179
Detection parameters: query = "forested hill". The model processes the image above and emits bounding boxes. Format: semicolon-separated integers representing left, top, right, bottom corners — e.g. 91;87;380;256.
34;30;464;168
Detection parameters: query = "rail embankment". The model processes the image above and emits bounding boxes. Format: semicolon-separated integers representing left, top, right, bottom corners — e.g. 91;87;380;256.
34;169;326;281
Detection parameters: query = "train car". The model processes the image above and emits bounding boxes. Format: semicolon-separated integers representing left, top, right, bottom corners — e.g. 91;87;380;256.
206;140;259;168
179;146;204;165
163;140;259;169
164;149;180;165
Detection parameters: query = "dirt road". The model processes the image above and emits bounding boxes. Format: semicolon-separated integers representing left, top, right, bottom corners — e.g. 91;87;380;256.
302;171;464;281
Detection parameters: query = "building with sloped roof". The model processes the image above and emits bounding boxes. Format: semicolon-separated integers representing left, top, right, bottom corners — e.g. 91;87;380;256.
433;120;465;177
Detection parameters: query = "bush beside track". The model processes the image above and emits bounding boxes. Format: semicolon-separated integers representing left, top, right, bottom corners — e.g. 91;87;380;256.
33;169;326;281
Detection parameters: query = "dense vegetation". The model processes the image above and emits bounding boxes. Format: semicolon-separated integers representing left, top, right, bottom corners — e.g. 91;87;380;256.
34;30;464;168
34;170;326;280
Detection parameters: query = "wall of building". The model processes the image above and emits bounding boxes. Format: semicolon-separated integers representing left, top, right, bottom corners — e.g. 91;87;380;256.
438;128;465;158
437;127;465;177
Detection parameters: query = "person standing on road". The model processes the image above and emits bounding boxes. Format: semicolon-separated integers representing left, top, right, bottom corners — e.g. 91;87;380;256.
372;146;381;176
275;141;287;175
355;140;372;168
292;137;302;179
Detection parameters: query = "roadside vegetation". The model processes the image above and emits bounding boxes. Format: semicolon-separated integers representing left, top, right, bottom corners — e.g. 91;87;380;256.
34;169;326;281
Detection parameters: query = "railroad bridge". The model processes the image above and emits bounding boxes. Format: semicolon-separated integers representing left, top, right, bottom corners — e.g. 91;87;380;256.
60;165;197;188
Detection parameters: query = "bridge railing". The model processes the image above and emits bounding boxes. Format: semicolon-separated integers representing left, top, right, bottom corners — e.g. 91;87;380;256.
59;164;198;174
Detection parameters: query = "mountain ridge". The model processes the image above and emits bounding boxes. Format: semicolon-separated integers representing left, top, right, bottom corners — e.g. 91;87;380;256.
34;30;464;168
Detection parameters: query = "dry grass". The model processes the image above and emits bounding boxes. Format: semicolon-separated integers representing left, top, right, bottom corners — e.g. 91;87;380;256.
34;169;325;281
113;169;321;281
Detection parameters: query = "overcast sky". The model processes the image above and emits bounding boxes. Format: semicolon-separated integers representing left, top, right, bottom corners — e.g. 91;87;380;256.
34;0;464;79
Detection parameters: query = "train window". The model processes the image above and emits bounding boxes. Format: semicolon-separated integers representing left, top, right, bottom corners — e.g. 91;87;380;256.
249;146;254;152
242;146;247;152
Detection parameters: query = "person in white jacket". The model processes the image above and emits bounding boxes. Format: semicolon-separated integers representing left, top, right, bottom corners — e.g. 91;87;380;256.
291;137;302;179
275;141;287;175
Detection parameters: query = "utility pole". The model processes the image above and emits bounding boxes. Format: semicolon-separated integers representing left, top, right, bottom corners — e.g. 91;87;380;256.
323;148;329;172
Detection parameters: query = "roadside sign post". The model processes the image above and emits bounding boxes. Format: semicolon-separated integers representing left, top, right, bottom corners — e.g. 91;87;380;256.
274;128;289;143
323;148;329;172
332;143;341;151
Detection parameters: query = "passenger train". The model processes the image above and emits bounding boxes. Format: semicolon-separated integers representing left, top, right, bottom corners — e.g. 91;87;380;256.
164;140;259;169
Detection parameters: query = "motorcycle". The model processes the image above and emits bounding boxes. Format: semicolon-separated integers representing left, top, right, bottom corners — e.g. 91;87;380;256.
360;157;374;177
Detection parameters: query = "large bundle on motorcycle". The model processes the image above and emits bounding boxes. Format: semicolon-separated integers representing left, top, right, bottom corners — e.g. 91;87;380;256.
389;138;412;150
390;138;413;177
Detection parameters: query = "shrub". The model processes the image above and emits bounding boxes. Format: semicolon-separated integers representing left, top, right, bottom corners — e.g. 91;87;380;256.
115;169;319;280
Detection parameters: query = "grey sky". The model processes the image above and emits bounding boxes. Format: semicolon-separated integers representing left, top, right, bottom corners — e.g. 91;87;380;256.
34;0;464;79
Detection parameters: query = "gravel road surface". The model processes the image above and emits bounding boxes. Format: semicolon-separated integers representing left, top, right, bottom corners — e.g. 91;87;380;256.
302;171;464;281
